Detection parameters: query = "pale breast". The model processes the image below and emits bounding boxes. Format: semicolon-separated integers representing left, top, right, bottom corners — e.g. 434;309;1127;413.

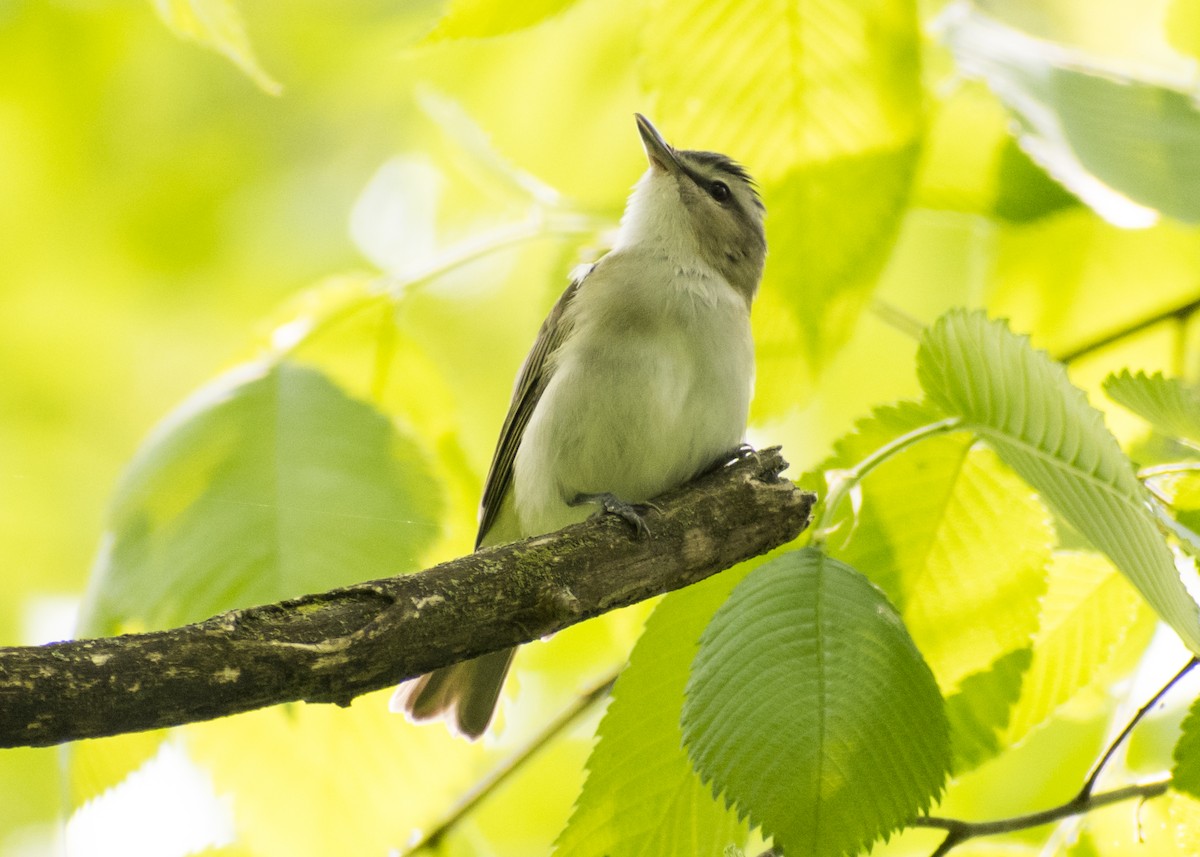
511;257;754;536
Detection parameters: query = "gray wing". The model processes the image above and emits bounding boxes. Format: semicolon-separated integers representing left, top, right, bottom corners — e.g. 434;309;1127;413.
475;266;591;548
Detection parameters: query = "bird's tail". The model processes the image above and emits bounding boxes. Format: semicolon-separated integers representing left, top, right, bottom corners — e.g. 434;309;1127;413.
391;648;516;740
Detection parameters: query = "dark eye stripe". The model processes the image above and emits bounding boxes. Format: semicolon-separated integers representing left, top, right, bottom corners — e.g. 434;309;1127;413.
677;153;763;210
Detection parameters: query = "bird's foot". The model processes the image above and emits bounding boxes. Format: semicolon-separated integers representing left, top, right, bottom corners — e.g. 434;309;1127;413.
570;492;658;539
701;443;759;476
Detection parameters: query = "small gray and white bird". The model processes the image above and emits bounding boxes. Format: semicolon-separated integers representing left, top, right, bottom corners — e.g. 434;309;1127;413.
392;114;766;739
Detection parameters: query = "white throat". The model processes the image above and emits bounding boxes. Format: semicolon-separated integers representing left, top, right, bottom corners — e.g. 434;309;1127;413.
613;169;700;263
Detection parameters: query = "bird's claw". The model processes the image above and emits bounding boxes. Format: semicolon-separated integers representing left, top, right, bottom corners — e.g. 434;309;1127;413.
701;443;759;476
571;492;656;539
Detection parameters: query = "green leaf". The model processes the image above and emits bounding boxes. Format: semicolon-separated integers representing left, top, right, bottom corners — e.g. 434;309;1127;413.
917;309;1200;654
992;139;1081;222
81;361;441;634
151;0;282;95
945;647;1032;773
815;403;1051;694
1003;551;1145;744
1173;694;1200;799
349;91;579;284
1105;370;1200;448
426;0;582;40
939;4;1200;227
805;410;1046;777
637;0;921;182
0;747;61;840
259;273;389;358
554;574;748;857
1067;832;1103;857
807;400;970;601
639;0;923;388
682;549;950;857
873;442;1049;692
68;730;167;806
763;149;920;384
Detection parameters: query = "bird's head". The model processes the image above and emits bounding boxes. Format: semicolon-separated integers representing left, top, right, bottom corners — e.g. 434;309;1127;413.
616;114;766;304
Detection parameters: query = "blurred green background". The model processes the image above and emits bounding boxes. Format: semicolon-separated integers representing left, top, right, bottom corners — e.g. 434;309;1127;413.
1;1;444;848
4;0;1200;854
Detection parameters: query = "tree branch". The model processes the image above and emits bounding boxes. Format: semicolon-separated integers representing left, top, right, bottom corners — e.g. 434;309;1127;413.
410;671;618;854
0;446;812;749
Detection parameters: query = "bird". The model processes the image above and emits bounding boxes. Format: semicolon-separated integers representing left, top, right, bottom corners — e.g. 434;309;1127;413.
391;114;767;739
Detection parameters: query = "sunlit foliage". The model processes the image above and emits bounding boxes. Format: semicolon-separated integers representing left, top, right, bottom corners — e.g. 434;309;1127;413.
4;0;1200;855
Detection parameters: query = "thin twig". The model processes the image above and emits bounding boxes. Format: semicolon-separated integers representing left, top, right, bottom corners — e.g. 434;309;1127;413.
914;656;1199;854
811;418;961;549
871;300;927;341
1057;295;1200;364
1078;656;1199;799
408;671;619;854
915;778;1171;855
876;295;1200;365
272;211;608;360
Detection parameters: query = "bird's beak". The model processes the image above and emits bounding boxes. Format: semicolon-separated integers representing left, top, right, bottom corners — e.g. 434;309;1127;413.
635;114;680;175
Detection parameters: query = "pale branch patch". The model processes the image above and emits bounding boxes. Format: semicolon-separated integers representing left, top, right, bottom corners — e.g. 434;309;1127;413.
0;446;812;749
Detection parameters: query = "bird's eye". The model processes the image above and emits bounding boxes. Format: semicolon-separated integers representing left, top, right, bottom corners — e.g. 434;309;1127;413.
709;181;731;203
